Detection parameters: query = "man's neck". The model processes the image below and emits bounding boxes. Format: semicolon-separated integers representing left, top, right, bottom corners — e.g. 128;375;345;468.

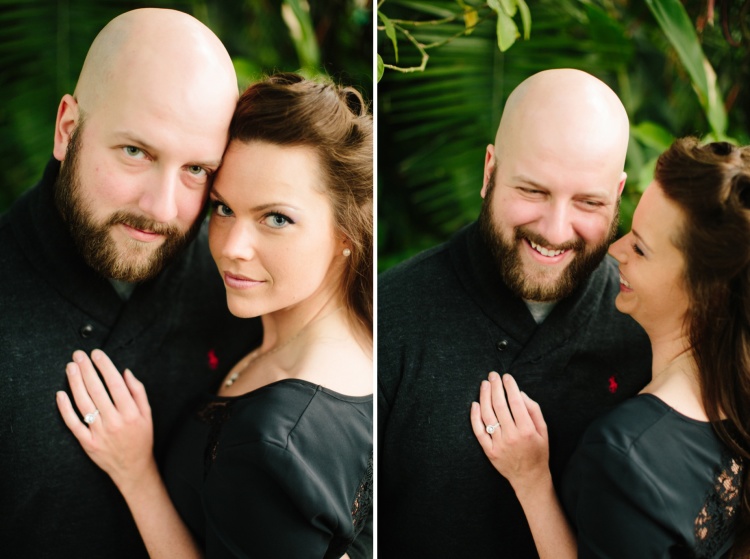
108;278;137;300
523;299;558;323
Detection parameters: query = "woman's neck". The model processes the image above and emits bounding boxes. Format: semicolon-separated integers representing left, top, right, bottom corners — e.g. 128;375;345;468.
259;295;344;353
224;291;371;398
643;333;706;420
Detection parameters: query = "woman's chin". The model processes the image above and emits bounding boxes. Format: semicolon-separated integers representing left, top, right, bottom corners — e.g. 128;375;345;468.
225;298;263;319
613;294;633;318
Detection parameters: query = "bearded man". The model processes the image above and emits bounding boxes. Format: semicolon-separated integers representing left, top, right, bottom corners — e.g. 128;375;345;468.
0;9;261;558
378;69;652;558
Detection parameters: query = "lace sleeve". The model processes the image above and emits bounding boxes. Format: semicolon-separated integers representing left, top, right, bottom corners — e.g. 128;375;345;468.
693;453;743;558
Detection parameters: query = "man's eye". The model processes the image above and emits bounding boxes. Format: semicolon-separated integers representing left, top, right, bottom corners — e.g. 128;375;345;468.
520;187;543;195
123;146;145;158
188;165;207;177
581;200;604;208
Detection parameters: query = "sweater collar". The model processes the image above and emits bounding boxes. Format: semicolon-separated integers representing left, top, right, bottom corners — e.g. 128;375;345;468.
450;221;611;354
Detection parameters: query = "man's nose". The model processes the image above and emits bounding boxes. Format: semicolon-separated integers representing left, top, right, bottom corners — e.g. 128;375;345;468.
138;172;179;223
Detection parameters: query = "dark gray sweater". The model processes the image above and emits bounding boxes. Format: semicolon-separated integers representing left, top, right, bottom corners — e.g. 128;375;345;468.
378;222;652;558
0;159;261;558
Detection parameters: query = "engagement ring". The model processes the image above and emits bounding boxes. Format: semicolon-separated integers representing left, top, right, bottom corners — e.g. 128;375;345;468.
84;409;100;425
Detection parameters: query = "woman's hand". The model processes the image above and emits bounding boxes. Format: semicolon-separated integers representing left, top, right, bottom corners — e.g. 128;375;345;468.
57;350;203;559
470;372;551;497
56;349;156;493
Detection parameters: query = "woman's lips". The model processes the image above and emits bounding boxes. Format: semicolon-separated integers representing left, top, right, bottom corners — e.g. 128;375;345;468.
223;271;264;289
619;273;633;292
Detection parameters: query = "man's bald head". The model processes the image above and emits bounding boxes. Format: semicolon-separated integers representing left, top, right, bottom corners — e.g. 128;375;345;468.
494;69;630;175
74;8;237;116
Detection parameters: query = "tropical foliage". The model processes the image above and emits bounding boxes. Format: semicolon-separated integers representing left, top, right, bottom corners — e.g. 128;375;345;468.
377;0;749;271
0;0;372;212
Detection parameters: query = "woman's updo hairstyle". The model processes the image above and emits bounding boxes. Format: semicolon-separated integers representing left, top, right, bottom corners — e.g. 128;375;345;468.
229;73;373;334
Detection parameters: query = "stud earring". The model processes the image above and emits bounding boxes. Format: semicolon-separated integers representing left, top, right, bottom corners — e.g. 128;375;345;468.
343;248;352;257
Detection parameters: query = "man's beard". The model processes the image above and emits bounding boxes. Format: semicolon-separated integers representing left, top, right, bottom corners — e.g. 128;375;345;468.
54;123;204;282
478;170;619;302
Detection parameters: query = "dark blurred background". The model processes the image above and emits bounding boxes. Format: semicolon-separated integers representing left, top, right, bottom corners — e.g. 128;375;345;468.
0;0;373;212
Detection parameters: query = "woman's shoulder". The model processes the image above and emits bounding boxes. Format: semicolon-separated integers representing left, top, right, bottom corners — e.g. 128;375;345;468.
563;397;742;558
580;393;717;453
571;394;735;510
218;379;371;447
212;380;372;499
198;383;373;558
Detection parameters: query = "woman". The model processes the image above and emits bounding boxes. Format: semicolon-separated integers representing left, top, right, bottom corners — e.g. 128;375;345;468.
471;137;750;558
56;74;373;558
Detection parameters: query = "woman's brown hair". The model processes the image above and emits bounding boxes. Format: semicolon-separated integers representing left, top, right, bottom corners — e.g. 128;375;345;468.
229;73;373;335
655;137;750;556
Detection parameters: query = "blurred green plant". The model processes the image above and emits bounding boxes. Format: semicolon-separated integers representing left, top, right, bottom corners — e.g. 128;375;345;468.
376;0;530;79
0;0;372;212
377;0;748;271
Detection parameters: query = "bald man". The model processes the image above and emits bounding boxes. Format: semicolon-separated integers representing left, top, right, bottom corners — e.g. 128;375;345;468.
378;69;652;557
0;9;260;557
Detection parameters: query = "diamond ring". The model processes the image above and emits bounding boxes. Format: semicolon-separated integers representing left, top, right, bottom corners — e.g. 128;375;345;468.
84;409;100;425
486;422;500;434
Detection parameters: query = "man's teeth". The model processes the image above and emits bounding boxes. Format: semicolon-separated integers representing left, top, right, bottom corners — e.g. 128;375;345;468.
530;240;564;257
620;274;632;288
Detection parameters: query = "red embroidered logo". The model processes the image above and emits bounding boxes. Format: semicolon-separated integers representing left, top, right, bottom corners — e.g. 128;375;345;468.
207;349;219;370
608;375;618;394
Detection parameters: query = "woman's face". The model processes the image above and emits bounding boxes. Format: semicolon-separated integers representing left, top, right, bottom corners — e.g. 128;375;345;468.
608;181;690;336
209;140;344;318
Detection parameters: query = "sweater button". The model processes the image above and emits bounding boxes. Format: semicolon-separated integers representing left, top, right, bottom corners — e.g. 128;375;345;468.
80;324;94;338
496;340;508;351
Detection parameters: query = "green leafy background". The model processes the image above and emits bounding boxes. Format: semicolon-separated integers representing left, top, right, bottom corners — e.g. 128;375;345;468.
377;0;749;271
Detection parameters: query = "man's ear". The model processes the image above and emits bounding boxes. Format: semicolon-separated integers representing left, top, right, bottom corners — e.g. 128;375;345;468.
481;145;495;199
617;171;627;196
53;94;79;162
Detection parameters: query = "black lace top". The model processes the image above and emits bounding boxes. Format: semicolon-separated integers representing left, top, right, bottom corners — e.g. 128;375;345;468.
162;379;373;559
562;394;742;559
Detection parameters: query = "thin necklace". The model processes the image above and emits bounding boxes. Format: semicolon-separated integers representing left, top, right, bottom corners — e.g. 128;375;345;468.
224;306;344;388
653;351;692;380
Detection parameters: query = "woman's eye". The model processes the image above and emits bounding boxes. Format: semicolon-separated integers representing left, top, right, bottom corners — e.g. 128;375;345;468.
123;146;145;158
210;200;233;217
263;213;293;228
631;243;645;256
